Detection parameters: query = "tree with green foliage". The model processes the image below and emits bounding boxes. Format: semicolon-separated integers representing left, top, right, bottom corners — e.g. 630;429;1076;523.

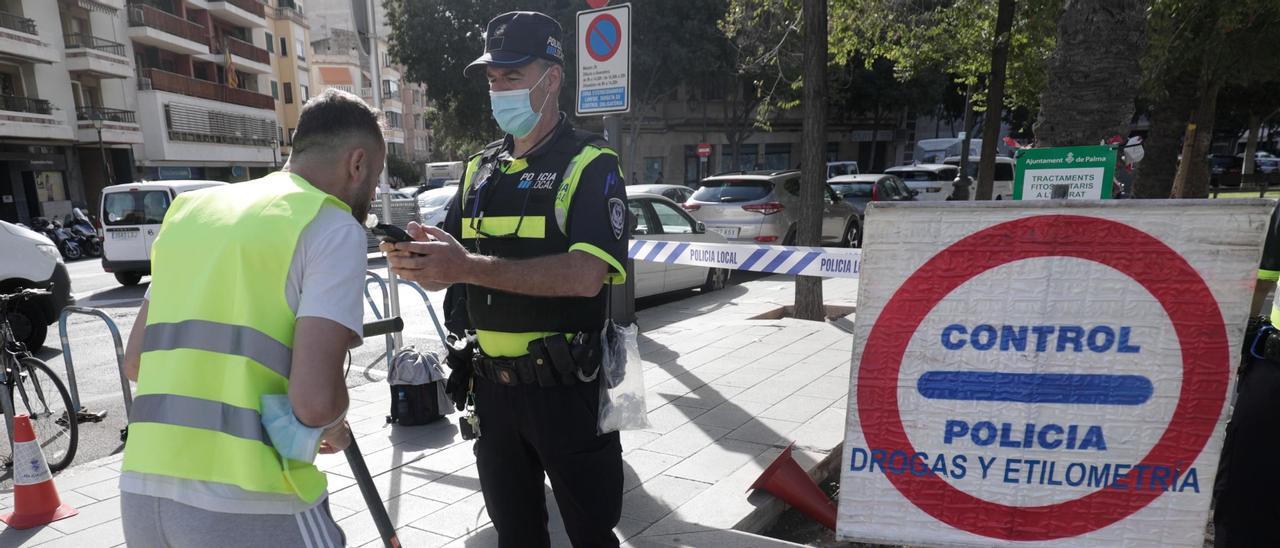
1136;0;1280;198
386;153;421;187
718;0;804;170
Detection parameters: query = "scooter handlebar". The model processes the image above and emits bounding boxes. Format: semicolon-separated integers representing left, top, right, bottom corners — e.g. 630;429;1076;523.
362;317;404;338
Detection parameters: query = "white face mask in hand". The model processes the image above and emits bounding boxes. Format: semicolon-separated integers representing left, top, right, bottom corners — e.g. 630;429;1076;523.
261;395;326;463
489;67;553;138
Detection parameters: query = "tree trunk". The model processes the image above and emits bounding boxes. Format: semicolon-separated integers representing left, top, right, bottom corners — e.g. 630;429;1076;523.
628;111;642;183
976;0;1015;200
1244;113;1261;175
794;0;826;322
868;102;881;172
952;85;976;200
1133;69;1197;198
1034;0;1147;147
1170;77;1223;198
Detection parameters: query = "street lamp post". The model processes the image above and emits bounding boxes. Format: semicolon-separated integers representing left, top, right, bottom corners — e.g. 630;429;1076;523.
91;111;114;185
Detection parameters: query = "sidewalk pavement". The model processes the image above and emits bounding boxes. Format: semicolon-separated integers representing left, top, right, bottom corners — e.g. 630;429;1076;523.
0;274;857;548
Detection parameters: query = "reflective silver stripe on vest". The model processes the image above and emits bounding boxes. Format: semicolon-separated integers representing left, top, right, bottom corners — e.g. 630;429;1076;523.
143;320;291;378
130;393;272;447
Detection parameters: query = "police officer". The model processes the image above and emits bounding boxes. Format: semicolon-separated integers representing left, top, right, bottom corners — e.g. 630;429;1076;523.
1215;203;1280;547
383;11;629;548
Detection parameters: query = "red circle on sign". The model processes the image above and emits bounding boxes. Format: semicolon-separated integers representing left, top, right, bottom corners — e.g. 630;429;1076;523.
586;0;610;7
585;14;622;63
856;215;1229;541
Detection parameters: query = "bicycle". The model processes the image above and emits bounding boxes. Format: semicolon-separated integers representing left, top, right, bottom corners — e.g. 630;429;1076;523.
0;289;77;472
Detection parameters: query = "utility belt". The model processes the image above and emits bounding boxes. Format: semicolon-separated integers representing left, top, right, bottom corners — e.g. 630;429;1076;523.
1246;316;1280;365
472;331;601;387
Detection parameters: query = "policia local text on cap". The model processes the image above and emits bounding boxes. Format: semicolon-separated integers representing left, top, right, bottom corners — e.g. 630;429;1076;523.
382;11;629;548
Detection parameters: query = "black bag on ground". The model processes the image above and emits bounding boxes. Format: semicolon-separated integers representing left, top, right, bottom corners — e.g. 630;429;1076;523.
386;346;453;426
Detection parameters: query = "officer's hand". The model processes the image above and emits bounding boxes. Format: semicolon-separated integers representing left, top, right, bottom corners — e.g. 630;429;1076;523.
387;225;472;287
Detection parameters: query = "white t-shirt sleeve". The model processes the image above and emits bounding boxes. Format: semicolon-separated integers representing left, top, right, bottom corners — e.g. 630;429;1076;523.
291;206;368;347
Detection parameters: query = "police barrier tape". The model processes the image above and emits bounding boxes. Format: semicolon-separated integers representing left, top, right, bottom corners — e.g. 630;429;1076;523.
627;240;862;279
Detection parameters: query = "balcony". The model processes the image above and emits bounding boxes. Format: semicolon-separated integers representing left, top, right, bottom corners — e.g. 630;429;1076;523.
207;36;271;74
127;4;211;56
273;0;307;26
64;34;134;78
0;94;51;115
207;0;265;28
0;11;60;63
138;68;274;110
75;106;143;144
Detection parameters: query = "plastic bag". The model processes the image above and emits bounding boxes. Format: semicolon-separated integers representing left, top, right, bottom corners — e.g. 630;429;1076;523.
598;320;650;433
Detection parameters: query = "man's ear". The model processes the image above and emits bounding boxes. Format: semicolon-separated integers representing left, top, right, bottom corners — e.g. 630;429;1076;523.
348;147;367;183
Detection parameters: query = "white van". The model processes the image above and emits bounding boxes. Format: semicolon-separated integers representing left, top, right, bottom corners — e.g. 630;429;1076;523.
1;220;73;348
942;155;1016;200
100;180;226;286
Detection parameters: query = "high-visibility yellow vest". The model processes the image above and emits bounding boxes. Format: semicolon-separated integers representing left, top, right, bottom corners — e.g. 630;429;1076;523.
122;172;347;503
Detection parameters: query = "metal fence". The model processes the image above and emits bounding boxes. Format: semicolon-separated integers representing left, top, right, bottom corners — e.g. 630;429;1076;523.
64;33;128;57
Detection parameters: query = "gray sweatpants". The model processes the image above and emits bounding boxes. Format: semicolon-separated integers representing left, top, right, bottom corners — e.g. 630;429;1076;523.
121;492;346;547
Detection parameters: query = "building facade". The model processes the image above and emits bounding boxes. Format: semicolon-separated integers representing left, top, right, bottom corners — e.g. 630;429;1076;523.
128;0;278;182
264;0;310;161
0;0;142;225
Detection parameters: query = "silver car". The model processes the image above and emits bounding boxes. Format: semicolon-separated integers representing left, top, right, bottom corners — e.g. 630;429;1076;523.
683;170;862;247
628;184;695;204
626;190;731;298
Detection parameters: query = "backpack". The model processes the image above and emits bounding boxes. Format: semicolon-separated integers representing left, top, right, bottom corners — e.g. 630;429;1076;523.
385;346;452;426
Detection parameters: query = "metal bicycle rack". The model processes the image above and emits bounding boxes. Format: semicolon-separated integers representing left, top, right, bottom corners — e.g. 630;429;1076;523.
363;271;449;368
57;306;131;424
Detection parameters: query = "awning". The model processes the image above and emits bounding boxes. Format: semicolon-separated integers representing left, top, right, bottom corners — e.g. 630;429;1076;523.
318;67;352;85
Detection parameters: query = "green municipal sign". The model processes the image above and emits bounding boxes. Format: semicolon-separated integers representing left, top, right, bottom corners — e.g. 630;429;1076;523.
1013;145;1117;200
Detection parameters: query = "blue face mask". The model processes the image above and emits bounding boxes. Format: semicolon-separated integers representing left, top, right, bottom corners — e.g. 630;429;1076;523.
490;67;553;138
261;394;324;463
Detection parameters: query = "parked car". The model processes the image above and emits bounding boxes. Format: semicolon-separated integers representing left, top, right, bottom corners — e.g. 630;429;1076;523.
1257;157;1280;175
0;220;73;349
100;180;227;286
682;169;862;247
626;190;731;298
884;164;960;201
1209;154;1244;187
941;156;1015;199
827;161;860;178
828;174;918;215
416;187;457;229
628;184;694;204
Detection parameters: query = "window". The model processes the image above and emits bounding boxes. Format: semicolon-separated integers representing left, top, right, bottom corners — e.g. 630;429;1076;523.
643;157;664;185
104;191;169;226
270;80;278;99
296;39;306;61
287;127;295;145
826;142;841;163
691;179;773;203
280;37;288;57
764;143;792;171
385;111;402;128
283;82;293;104
627;201;649;235
278;127;284;145
651;201;694;234
265;32;274;53
721;145;759;172
300;85;309;102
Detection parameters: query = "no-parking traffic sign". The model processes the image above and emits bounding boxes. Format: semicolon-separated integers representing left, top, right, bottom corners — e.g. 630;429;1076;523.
576;4;630;115
838;200;1272;546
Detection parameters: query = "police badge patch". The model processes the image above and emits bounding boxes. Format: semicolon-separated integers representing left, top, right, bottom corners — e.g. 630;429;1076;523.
609;197;626;240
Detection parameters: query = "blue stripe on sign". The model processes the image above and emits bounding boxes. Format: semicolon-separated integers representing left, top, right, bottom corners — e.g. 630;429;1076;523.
916;371;1153;405
739;248;770;271
786;252;822;275
627;241;646;259
762;251;793;273
644;242;668;262
666;243;690;264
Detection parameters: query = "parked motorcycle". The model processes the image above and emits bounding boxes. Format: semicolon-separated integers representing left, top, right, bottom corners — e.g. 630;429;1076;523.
65;208;102;258
31;217;83;261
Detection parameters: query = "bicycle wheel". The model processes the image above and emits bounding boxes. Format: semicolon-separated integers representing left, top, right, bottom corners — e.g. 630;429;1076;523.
11;358;78;472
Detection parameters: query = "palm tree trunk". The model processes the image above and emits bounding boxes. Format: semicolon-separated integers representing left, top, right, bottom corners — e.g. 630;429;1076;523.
1134;69;1197;198
1034;0;1147;147
794;0;826;322
1169;76;1223;198
975;0;1015;200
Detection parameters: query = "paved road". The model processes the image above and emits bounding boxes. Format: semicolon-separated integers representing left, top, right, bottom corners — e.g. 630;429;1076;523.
6;257;753;485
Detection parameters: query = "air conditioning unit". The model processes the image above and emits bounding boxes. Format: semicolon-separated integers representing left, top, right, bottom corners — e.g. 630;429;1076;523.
138;77;153;91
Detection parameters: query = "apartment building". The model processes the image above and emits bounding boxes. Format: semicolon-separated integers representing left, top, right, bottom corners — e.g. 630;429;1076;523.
0;0;141;225
308;0;430;176
128;0;278;182
264;0;309;160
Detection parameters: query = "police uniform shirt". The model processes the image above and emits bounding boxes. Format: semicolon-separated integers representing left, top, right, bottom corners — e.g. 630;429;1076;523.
442;114;628;357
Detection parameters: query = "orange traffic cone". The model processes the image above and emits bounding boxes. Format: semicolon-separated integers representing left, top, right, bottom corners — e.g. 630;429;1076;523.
0;415;77;529
749;443;836;530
